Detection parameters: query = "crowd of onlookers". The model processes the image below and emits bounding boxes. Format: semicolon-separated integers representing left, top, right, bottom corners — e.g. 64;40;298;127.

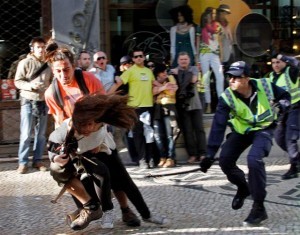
9;2;299;231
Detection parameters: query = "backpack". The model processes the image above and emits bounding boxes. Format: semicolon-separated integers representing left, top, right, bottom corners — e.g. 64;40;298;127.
51;69;89;118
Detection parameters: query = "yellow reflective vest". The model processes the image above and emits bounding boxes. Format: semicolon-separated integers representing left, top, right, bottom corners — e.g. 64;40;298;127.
221;78;277;134
269;67;300;105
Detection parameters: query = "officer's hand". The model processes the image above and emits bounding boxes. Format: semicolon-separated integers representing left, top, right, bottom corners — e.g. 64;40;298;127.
271;101;281;114
53;154;69;167
199;157;215;173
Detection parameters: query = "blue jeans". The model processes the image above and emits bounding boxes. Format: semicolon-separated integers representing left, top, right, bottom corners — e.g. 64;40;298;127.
153;115;178;159
18;101;48;165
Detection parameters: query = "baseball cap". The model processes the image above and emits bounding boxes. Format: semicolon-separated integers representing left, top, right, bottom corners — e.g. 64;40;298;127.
120;55;132;65
226;61;250;77
273;53;299;66
217;4;231;14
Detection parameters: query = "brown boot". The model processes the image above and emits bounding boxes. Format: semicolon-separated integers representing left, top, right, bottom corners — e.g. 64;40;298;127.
122;207;141;227
17;164;28;174
66;208;81;226
163;159;175;168
70;207;103;230
158;158;166;167
32;162;48;172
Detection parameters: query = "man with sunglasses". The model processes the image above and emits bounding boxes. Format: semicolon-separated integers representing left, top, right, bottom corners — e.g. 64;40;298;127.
90;51;116;91
108;48;156;169
199;61;290;225
268;54;300;180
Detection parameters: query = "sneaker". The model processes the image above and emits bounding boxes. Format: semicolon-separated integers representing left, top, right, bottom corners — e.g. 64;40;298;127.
66;208;81;226
32;162;48;172
122;207;141;227
243;203;268;226
17;164;28;174
100;209;114;229
282;164;298;180
70;207;103;230
163;159;175;168
149;159;157;168
139;159;150;169
143;213;169;226
158;158;166;167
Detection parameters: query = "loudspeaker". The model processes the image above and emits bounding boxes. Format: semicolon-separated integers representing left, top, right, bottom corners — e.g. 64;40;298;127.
235;13;273;57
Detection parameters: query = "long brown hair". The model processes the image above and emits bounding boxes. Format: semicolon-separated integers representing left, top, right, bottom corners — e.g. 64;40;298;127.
45;40;75;65
72;93;137;133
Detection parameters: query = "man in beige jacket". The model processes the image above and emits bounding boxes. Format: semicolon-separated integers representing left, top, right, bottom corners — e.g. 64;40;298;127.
14;37;52;174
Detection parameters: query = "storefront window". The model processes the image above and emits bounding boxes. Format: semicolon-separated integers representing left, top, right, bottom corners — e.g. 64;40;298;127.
109;1;170;66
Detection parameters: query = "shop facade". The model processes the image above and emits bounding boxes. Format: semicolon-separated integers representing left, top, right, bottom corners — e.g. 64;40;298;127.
0;0;298;149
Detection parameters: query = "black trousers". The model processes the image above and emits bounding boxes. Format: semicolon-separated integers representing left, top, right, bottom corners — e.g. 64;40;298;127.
97;149;151;219
176;108;207;156
54;150;151;218
50;154;113;212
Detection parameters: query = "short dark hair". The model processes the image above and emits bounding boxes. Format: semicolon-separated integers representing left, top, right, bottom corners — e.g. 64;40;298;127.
130;47;144;57
153;63;167;77
178;51;190;57
30;37;46;47
77;50;90;60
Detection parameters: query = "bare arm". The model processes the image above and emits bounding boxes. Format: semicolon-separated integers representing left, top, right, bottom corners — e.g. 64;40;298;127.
152;80;178;96
107;76;123;95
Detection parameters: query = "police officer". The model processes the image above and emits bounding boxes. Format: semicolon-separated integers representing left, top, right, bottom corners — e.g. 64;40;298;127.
199;61;290;225
269;54;300;179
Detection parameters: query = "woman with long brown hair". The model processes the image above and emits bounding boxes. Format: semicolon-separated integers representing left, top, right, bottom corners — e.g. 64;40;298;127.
48;93;169;231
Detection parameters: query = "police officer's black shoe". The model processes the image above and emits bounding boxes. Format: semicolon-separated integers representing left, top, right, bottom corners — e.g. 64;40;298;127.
232;190;250;210
282;164;298;180
243;203;268;226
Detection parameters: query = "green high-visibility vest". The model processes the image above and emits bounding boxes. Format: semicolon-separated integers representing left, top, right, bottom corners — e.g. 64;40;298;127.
269;67;300;105
221;78;277;134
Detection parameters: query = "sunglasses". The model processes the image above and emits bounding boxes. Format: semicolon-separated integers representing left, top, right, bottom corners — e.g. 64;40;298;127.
133;54;144;59
147;64;155;68
97;56;106;60
227;75;245;80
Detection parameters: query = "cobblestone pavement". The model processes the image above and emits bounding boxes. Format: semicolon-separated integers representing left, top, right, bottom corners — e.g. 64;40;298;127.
0;142;299;235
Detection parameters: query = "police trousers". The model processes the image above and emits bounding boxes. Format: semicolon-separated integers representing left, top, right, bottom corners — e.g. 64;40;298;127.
218;128;274;202
274;106;300;164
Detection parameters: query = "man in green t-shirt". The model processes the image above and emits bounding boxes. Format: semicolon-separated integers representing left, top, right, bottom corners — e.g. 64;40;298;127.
108;48;155;169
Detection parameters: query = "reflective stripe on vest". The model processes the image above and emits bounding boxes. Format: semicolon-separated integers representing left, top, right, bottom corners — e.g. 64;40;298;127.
270;67;300;104
221;78;276;134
